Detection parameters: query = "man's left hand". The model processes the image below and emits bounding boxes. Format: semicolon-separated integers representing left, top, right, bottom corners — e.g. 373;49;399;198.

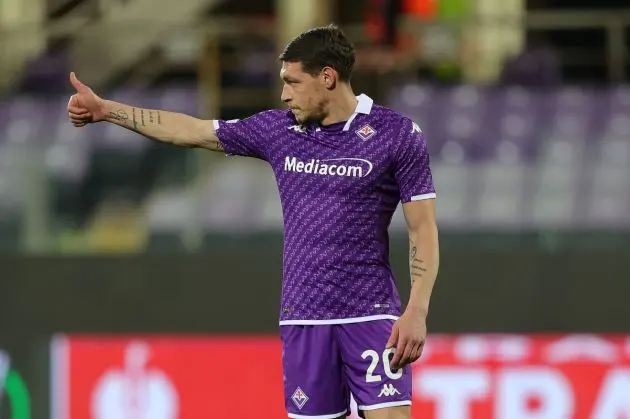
386;309;427;370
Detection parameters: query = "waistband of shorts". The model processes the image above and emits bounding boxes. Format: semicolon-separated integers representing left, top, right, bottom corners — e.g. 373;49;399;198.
279;314;399;326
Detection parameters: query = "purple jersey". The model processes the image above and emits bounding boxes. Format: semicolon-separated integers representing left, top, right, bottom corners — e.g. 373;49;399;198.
213;94;435;324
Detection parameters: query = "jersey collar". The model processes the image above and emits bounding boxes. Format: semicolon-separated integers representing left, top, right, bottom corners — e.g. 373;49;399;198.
342;94;374;132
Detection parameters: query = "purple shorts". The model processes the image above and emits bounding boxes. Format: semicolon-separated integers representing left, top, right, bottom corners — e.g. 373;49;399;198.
281;319;412;418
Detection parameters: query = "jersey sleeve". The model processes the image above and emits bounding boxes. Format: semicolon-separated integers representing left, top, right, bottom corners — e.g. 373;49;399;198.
212;111;274;161
392;119;436;203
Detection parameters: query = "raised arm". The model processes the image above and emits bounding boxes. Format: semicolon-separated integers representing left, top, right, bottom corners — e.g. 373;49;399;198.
67;72;224;151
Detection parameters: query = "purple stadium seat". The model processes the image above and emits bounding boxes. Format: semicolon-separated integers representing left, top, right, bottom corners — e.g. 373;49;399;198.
0;84;628;231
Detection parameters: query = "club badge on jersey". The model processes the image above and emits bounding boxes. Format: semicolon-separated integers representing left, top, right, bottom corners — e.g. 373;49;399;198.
356;124;376;141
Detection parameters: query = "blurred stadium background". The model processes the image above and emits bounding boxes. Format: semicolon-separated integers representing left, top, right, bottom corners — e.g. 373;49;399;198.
1;0;630;418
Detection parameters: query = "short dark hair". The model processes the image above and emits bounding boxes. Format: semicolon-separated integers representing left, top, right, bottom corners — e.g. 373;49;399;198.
279;23;355;82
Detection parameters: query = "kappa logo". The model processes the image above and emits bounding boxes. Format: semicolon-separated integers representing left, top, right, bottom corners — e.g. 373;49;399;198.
356;124;376;141
378;383;401;398
411;122;422;134
288;124;307;133
291;387;309;410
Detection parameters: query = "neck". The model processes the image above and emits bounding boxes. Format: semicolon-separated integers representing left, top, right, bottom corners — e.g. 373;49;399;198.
320;84;358;126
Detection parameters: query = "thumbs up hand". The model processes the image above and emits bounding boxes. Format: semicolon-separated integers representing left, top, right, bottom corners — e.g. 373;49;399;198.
67;72;106;126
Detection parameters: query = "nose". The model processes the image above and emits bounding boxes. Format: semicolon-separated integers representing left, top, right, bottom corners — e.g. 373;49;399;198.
281;85;291;104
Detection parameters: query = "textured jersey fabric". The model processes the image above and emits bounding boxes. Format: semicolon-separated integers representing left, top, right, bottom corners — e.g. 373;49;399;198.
213;94;436;324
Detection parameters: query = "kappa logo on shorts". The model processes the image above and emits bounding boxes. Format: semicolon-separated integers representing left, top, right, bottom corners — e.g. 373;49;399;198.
378;383;401;397
291;387;309;410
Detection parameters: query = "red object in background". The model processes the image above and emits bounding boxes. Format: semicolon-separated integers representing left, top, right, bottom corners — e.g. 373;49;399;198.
403;0;437;19
411;334;630;419
364;0;389;44
364;0;430;52
51;335;286;419
51;334;630;419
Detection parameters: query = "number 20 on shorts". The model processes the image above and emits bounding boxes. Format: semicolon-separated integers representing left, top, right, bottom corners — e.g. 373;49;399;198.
362;348;403;382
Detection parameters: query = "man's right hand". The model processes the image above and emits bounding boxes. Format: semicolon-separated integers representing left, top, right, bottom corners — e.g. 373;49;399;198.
67;72;106;127
65;72;223;150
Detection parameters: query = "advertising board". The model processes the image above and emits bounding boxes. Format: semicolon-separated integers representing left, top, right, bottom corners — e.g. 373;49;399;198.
50;334;630;419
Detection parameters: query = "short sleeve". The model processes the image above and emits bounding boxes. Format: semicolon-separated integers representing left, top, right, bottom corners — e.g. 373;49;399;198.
392;119;436;203
213;111;275;161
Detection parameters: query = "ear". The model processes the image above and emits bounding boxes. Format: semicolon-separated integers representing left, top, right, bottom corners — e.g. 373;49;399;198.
321;67;337;90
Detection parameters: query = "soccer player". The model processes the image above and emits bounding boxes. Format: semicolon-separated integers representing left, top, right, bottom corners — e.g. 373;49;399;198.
67;24;439;419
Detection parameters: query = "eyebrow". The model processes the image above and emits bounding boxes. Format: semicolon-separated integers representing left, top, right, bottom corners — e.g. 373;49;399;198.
282;75;300;83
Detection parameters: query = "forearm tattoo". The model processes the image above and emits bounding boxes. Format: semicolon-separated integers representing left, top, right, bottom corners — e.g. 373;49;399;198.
409;240;427;287
132;108;138;130
110;108;162;131
108;110;129;125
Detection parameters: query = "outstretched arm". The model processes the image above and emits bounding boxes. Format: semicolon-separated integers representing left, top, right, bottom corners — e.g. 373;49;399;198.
101;100;223;151
67;72;223;151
